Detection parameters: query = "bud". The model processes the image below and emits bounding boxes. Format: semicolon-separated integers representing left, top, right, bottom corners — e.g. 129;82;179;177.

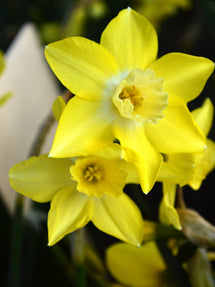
177;208;215;248
187;248;215;287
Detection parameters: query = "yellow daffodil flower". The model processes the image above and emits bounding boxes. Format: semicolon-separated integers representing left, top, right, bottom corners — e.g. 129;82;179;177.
9;144;144;246
106;241;174;287
159;98;215;229
45;8;214;194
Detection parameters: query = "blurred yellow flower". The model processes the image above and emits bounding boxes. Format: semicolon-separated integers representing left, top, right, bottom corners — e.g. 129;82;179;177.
9;144;144;246
45;8;213;194
106;241;174;287
0;51;12;106
159;98;215;229
134;0;191;27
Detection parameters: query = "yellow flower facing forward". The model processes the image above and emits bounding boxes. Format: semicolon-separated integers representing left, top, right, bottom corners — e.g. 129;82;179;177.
9;144;144;246
106;241;174;287
45;8;214;194
159;98;215;229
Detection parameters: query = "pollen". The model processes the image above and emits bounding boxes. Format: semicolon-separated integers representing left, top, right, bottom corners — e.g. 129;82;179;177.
83;164;103;183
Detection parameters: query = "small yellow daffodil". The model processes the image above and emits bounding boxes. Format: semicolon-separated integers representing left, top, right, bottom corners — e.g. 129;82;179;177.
9;144;144;246
106;241;174;287
45;8;213;194
159;98;215;229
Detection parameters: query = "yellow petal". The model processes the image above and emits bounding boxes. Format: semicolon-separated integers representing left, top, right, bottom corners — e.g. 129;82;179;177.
189;139;215;190
52;96;66;121
145;105;206;153
113;120;162;193
158;152;201;186
101;8;158;70
9;154;73;202
192;98;214;136
92;143;123;159
117;160;140;184
106;241;166;287
92;193;144;246
48;186;92;245
49;96;115;158
159;182;181;230
207;139;215;173
45;37;118;100
150;53;214;103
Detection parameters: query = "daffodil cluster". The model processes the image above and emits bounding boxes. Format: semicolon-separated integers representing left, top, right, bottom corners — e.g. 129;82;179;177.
9;7;214;249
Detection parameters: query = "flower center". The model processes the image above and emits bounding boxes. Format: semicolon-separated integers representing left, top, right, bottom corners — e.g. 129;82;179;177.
83;163;103;183
119;85;143;107
112;68;168;124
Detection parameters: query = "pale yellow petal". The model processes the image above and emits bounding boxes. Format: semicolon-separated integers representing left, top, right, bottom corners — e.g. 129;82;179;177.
113;120;162;193
92;193;144;246
101;8;158;70
159;182;181;230
106;241;166;287
9;154;73;202
150;53;214;103
192;98;214;136
49;96;115;158
145;105;206;153
48;186;92;245
45;37;118;100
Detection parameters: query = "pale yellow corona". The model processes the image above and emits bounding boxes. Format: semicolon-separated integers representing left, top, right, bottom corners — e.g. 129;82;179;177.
70;157;126;197
112;69;168;123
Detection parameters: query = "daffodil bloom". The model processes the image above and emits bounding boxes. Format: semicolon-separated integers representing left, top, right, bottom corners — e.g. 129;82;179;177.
45;8;214;194
9;144;144;246
159;98;215;229
106;241;174;287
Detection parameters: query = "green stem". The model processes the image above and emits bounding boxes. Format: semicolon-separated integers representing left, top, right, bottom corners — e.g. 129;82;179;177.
71;229;86;287
8;195;24;287
8;110;56;286
28;113;55;157
157;240;192;287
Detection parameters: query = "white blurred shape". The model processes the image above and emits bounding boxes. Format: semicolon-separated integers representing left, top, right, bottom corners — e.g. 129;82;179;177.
0;23;59;213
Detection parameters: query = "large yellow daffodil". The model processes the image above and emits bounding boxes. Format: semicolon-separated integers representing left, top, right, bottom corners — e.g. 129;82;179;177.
45;8;214;194
106;241;174;287
9;144;144;246
159;98;215;229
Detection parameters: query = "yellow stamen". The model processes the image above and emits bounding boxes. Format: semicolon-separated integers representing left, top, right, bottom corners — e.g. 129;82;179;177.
119;85;143;106
83;164;103;183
